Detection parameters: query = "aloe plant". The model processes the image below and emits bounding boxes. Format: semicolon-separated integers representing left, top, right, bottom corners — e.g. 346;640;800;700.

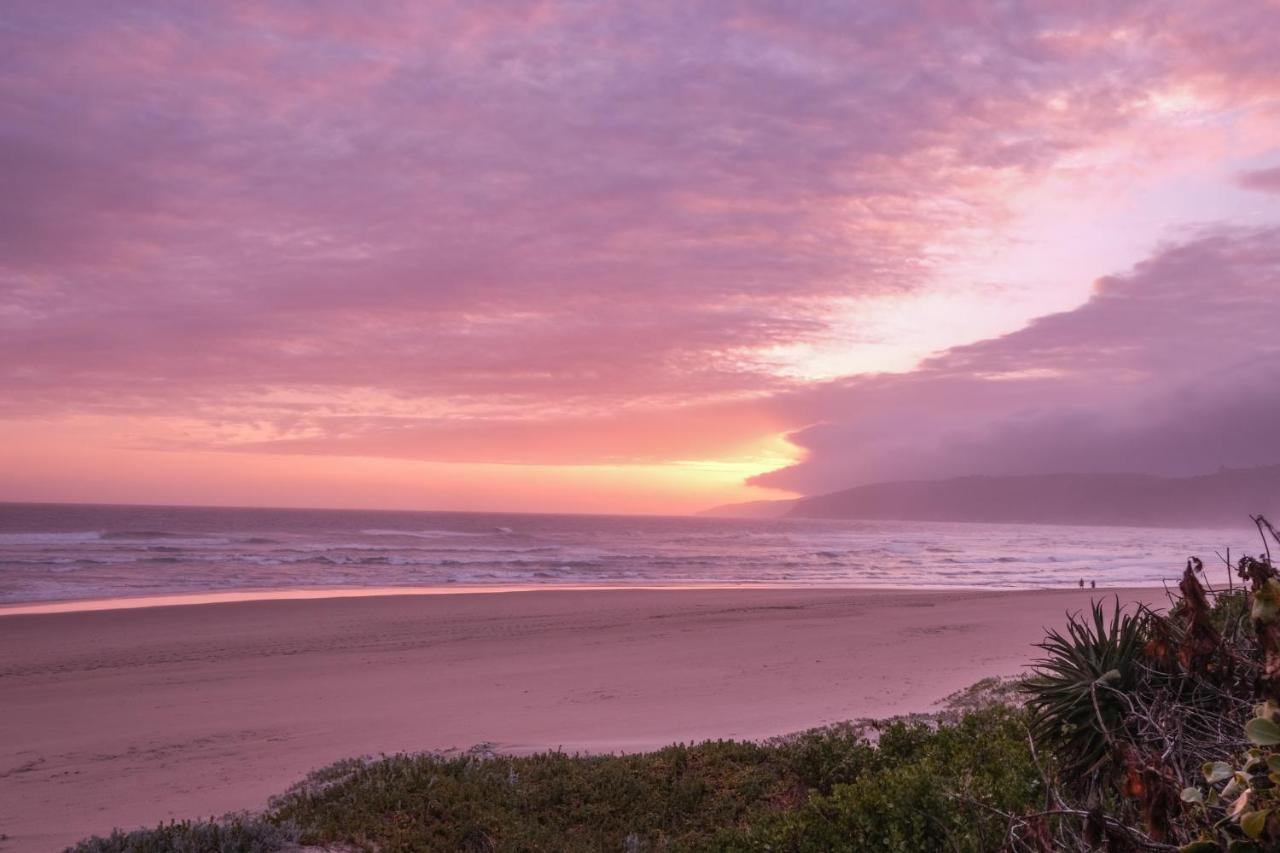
1024;599;1149;780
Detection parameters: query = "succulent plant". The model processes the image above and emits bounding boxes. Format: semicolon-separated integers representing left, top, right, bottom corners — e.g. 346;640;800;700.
1024;598;1148;781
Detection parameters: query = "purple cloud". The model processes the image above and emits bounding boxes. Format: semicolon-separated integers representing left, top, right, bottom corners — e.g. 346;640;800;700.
1;1;1279;473
1239;166;1280;194
754;226;1280;492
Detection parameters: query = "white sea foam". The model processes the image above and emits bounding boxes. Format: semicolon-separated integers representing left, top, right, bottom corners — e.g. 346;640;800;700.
0;531;107;545
0;505;1244;607
360;528;496;539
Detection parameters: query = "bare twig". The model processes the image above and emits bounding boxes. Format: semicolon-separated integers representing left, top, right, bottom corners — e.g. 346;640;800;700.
1252;514;1274;565
953;795;1180;852
1214;549;1234;592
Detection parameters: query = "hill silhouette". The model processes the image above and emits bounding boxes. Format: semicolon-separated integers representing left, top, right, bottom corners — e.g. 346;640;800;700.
701;465;1280;527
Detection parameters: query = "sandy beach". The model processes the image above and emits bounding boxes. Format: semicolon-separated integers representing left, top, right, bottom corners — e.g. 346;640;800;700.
0;586;1157;851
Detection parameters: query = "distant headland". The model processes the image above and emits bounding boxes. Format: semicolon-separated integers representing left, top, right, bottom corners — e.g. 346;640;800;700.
701;464;1280;527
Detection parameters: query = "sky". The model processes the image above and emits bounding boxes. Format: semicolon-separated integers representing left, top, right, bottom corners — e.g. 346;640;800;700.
2;1;1279;514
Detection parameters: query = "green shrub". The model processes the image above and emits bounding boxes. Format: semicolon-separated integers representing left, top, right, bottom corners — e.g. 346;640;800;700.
65;709;1039;853
64;816;296;853
767;722;878;795
270;740;800;852
709;706;1041;852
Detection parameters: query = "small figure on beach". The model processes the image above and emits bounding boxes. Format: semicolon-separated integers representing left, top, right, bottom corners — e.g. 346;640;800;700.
1090;580;1096;589
1078;578;1084;588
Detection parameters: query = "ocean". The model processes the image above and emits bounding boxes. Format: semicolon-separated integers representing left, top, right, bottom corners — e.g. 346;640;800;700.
0;502;1250;606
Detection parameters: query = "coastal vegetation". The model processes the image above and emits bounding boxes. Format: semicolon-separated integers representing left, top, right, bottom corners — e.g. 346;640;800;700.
66;518;1280;853
69;706;1039;852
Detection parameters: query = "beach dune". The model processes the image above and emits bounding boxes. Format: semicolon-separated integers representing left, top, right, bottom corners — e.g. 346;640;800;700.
0;587;1154;851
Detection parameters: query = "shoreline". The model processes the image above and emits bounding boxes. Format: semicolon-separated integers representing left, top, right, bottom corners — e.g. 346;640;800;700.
0;580;1166;617
0;585;1157;851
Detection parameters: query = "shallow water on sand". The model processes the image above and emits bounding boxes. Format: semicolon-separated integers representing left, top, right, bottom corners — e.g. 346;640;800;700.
0;502;1249;605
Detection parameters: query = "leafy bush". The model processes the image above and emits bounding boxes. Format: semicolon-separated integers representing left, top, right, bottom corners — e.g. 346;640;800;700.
1175;555;1280;851
708;706;1042;852
765;722;878;795
1018;520;1280;849
270;739;800;851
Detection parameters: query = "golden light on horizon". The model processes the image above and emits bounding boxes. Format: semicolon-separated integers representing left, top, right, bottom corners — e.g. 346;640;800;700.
0;416;801;515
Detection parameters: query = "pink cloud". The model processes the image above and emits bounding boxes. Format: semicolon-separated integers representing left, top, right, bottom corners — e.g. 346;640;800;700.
1239;166;1280;194
1;1;1278;480
754;226;1280;493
